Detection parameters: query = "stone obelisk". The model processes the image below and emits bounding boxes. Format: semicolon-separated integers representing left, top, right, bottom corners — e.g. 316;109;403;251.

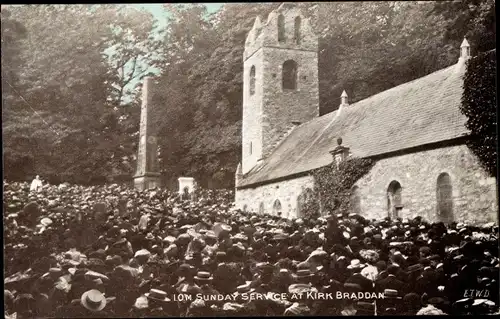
133;77;161;190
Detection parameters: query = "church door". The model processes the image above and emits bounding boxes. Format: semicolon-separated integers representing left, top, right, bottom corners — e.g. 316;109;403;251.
437;173;453;224
387;181;402;219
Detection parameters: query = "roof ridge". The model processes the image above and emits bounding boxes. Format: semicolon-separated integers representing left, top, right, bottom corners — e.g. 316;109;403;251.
311;64;458;124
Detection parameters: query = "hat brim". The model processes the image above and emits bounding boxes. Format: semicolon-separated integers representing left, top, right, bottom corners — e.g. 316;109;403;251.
145;293;170;302
347;264;365;270
81;291;107;312
194;276;214;281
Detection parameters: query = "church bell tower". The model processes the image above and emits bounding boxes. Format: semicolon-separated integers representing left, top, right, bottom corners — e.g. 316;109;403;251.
240;3;319;176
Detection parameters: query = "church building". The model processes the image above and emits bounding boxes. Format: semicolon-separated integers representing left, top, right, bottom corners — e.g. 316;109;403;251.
234;4;497;224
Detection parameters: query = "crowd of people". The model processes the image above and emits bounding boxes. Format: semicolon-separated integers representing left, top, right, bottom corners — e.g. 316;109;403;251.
4;180;500;317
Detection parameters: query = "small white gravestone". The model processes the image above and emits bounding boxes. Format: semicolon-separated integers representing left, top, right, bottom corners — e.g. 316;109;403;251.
178;177;195;199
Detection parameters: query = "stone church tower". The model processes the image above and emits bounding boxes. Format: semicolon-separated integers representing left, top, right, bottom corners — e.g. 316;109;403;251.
239;3;319;176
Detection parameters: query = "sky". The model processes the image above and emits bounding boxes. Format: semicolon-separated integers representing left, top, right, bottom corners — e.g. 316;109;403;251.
118;4;225;103
130;3;224;29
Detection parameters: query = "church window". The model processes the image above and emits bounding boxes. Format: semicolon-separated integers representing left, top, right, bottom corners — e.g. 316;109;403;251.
387;181;402;219
294;16;301;44
437;173;453;223
282;60;298;90
278;14;285;43
350;185;361;215
249;142;252;155
273;199;282;216
259;202;265;215
243;204;248;212
249;65;256;96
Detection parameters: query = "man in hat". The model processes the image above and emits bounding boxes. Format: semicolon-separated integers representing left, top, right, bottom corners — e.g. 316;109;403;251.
145;288;174;317
345;259;374;292
194;271;222;311
375;264;406;294
61;289;110;318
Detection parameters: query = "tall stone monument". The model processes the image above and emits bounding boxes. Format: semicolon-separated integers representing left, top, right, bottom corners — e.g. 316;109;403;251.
133;77;161;190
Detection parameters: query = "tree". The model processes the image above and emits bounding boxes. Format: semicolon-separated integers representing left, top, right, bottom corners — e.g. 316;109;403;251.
1;7;27;101
3;5;153;184
103;5;165;106
461;49;496;176
430;0;495;52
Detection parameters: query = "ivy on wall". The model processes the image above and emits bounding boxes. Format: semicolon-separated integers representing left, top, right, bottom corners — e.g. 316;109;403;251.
460;49;497;177
304;157;376;217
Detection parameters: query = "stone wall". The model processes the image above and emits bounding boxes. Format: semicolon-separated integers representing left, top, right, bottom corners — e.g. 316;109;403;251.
355;144;498;224
241;4;319;175
235;175;314;219
236;144;497;225
261;47;319;159
242;48;264;175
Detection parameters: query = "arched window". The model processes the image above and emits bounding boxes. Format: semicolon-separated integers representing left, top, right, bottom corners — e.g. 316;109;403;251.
387;181;402;219
282;60;298;90
249;142;252;155
437;173;453;223
273;199;282;216
243;204;248;212
277;14;285;43
259;202;264;215
249;65;256;96
350;185;361;215
294;16;301;44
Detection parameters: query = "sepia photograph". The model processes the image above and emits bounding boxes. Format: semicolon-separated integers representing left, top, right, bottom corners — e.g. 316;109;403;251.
2;1;498;317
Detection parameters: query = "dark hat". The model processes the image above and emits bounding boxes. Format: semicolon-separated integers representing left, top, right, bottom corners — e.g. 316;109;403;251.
428;297;449;306
419;246;431;254
344;283;362;292
178;263;195;275
112;238;127;246
294;269;314;278
428;254;441;261
453;297;473;309
86;258;106;269
216;251;227;259
407;264;423;273
404;292;422;305
88;249;106;260
384;289;401;299
356;301;375;312
387;264;400;275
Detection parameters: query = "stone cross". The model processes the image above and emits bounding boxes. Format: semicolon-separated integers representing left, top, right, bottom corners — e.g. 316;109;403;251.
133;77;161;191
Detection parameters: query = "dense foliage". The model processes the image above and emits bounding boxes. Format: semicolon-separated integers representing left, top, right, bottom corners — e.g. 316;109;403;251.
310;158;376;216
460;49;497;176
2;1;496;188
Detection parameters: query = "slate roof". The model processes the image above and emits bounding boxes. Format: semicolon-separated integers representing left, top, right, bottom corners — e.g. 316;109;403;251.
238;62;469;188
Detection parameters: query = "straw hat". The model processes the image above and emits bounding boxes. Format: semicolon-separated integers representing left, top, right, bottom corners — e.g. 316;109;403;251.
347;259;366;270
194;271;213;282
288;284;317;294
145;289;170;302
134;249;151;258
80;289;107;312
